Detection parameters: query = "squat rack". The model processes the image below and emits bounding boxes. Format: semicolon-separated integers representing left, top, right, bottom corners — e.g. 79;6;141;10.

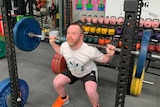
115;0;142;107
0;0;142;107
0;0;21;106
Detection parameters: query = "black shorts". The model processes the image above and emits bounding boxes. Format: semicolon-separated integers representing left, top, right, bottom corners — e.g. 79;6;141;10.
61;69;97;84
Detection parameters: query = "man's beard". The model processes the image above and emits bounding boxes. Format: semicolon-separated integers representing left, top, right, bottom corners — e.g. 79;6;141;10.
67;38;78;47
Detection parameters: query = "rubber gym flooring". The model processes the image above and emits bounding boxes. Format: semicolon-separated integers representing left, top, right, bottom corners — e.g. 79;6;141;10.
0;42;160;107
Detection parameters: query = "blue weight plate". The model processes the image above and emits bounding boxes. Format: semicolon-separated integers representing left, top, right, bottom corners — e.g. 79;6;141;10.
0;41;6;58
0;78;29;107
13;17;41;51
0;78;10;90
135;30;151;78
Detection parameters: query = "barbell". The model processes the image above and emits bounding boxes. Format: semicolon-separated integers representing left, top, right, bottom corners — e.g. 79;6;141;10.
13;17;159;96
13;17;65;51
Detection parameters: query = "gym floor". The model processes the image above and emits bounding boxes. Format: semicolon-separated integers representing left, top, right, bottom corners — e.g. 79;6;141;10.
0;42;160;107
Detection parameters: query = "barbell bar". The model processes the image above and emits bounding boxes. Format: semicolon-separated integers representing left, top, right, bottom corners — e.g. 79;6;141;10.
28;32;50;39
13;18;159;77
87;43;160;59
28;32;62;41
13;17;157;96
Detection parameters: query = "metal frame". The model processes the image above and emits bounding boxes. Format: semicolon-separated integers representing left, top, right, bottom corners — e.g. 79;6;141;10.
0;0;21;106
115;0;142;106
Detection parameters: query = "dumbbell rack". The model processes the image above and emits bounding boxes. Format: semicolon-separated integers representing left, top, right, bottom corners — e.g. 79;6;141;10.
0;0;21;106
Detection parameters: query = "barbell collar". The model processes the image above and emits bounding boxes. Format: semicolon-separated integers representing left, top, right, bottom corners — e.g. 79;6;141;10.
87;43;160;59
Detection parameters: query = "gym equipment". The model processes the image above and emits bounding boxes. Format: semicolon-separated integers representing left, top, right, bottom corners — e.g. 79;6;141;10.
115;26;123;35
0;41;6;59
16;15;33;21
93;36;99;44
104;37;111;45
92;15;98;24
130;66;144;96
52;53;58;73
139;18;144;27
13;17;41;51
138;28;144;38
49;0;57;16
83;35;88;43
108;28;115;35
90;26;96;33
136;41;141;50
89;30;160;96
81;14;87;23
86;15;92;23
109;16;117;25
117;16;124;25
104;16;109;24
13;17;65;51
87;35;94;43
155;44;160;53
151;19;159;28
129;30;151;96
148;42;155;52
135;30;151;78
101;27;108;34
83;25;91;32
51;53;66;74
98;36;105;45
96;27;101;34
144;18;152;28
155;30;160;40
0;78;29;107
98;16;104;24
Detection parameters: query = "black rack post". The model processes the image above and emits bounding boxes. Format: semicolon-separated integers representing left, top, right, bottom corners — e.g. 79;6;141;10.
0;0;21;106
115;0;142;107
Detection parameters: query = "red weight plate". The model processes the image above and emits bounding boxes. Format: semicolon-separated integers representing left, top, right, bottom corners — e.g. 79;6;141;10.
51;53;58;74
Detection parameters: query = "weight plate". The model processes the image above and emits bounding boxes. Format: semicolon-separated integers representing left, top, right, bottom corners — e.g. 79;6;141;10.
130;66;144;96
0;41;6;59
52;53;66;74
135;30;151;78
0;78;29;107
56;54;66;74
13;17;41;51
51;53;58;74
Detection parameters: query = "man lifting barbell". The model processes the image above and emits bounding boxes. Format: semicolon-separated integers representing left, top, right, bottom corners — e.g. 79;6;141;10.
49;23;116;107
